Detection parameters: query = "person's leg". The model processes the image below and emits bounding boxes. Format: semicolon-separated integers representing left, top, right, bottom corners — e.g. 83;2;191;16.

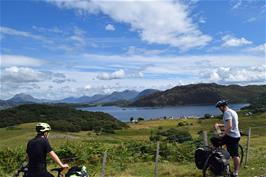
233;156;240;175
226;136;240;176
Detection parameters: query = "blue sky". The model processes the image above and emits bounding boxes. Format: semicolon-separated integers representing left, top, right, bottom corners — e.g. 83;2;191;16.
0;0;265;99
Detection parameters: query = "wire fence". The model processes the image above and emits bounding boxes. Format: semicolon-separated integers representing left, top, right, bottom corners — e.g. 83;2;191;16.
12;126;266;177
95;126;266;177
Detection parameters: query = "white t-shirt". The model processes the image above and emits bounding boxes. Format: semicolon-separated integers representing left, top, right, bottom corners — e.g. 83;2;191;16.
223;108;241;138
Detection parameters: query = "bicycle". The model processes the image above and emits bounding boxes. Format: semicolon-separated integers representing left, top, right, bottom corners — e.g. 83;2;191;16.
13;164;89;177
199;129;245;177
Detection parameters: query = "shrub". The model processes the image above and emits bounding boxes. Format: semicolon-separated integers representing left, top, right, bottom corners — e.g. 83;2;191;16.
204;114;212;119
137;117;144;121
150;128;192;143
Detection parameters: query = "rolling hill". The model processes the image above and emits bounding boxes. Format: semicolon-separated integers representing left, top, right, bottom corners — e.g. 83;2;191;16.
131;83;266;107
0;104;127;132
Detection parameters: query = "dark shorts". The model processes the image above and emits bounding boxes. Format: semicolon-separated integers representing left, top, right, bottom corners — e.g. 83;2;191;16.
211;135;240;157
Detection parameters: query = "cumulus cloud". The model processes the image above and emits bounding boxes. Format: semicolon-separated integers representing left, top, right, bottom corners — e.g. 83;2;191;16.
201;65;266;84
222;35;252;47
45;0;212;51
105;24;115;31
97;69;126;80
96;68;144;80
1;66;68;83
0;55;45;67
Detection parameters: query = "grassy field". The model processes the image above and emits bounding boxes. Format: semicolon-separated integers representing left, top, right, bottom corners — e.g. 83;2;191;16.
0;111;265;177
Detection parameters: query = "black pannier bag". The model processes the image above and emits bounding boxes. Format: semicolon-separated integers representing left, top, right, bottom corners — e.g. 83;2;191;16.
208;148;230;176
195;146;211;169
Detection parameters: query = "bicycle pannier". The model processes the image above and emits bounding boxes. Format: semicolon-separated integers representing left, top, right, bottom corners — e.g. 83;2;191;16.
208;149;230;175
66;166;89;177
195;146;211;169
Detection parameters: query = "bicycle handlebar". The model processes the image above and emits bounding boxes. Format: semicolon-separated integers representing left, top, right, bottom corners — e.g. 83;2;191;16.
51;167;69;177
214;126;247;136
51;167;64;172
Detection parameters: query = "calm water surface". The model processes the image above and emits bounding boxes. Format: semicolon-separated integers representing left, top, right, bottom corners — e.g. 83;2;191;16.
79;104;248;122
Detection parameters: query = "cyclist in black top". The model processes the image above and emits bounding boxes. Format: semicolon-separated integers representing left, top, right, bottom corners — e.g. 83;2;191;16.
26;123;69;177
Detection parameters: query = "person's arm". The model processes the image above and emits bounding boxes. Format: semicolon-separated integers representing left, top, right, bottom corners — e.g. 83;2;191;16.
214;123;224;129
48;151;69;168
44;139;69;168
223;119;232;136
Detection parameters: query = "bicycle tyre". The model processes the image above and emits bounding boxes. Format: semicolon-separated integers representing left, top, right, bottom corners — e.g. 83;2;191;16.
239;144;244;166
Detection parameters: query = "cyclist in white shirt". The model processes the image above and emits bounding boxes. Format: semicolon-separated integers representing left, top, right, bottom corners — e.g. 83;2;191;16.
212;100;241;177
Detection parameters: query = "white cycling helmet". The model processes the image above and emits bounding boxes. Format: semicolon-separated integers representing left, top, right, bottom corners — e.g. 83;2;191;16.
36;122;51;133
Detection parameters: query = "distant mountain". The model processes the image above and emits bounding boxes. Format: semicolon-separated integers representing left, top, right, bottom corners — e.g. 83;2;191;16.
0;93;52;108
94;90;139;103
0;99;15;109
131;83;266;107
57;90;140;104
8;93;42;103
3;84;263;108
59;94;106;103
134;89;160;101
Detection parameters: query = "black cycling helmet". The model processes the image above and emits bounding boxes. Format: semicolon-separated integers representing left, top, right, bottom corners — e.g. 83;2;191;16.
215;100;228;107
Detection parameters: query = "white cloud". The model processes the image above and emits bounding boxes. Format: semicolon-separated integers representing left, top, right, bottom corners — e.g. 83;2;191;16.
69;26;87;46
232;0;242;9
105;24;115;31
97;69;126;80
0;55;45;67
32;25;64;34
246;43;266;54
83;53;263;69
201;65;266;84
222;35;252;47
96;68;144;80
245;17;256;23
45;0;212;51
0;26;50;42
84;84;92;90
1;26;88;53
127;46;165;55
1;66;67;83
1;52;265;99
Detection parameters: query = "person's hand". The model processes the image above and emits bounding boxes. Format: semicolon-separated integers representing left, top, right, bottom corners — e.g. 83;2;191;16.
61;163;69;168
214;123;219;129
219;133;225;137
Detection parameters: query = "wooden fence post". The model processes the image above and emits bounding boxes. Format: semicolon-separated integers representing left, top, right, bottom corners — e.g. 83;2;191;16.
203;131;208;146
244;128;251;167
154;141;160;177
100;151;108;177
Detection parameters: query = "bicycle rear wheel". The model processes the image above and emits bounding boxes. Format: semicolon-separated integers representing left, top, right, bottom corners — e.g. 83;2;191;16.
239;144;244;166
202;164;215;177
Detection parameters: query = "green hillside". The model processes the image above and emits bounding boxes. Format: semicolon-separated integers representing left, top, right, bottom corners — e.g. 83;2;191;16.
131;83;266;106
0;111;265;177
0;104;127;132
